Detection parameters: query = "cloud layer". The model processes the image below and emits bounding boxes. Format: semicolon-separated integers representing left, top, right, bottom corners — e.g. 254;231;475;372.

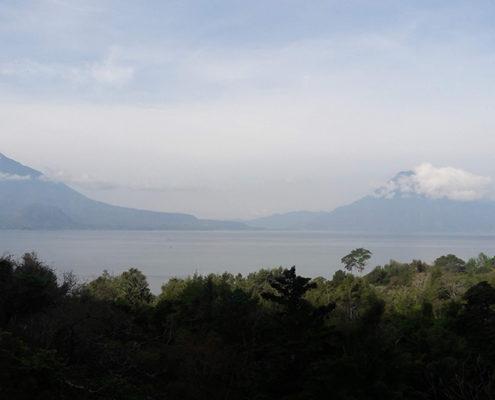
1;1;495;217
378;163;492;201
0;55;134;88
0;173;31;182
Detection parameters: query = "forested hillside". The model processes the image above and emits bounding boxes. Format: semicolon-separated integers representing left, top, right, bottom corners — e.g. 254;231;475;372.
1;252;495;399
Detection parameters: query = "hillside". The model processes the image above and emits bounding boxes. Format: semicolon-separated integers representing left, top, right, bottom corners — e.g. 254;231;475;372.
249;171;495;233
0;153;247;230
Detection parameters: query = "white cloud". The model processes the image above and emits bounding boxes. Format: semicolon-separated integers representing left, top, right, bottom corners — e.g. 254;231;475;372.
44;168;204;193
42;169;118;190
414;163;492;201
0;53;134;88
89;54;135;86
0;173;31;181
377;163;492;201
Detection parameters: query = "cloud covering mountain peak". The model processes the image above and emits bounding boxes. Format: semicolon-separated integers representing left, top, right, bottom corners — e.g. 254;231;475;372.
375;163;491;201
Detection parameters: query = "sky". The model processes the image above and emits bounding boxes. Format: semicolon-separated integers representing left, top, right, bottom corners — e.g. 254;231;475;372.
1;0;495;219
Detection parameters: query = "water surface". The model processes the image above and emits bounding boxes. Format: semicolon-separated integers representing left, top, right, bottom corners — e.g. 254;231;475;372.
1;230;494;292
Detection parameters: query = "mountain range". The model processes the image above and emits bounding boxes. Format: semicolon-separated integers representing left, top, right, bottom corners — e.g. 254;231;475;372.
2;154;495;233
0;153;247;230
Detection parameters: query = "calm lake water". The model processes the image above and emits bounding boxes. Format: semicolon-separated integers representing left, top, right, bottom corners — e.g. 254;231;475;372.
1;230;495;292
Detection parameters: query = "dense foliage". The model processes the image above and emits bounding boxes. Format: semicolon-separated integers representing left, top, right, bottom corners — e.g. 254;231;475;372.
1;251;495;399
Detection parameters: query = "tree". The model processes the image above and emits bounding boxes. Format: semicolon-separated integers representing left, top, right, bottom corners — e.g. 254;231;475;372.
331;269;349;285
262;266;316;314
466;253;495;273
341;248;372;274
457;281;495;359
434;254;466;272
85;270;120;302
118;268;153;307
10;253;63;319
85;268;153;307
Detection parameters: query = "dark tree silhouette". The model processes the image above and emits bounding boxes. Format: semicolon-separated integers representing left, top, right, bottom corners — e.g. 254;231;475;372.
261;266;316;313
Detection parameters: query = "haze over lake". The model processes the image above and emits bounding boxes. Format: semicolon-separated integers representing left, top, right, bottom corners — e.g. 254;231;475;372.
2;230;494;292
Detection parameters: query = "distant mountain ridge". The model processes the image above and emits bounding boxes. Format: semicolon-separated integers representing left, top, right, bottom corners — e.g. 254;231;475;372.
249;171;495;233
4;154;494;233
0;153;42;178
0;154;247;230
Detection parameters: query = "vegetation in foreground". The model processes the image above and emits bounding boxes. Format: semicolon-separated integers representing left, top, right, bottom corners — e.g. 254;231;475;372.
1;250;495;399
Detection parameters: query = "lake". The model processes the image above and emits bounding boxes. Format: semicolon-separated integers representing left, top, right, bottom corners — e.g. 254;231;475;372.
1;230;495;292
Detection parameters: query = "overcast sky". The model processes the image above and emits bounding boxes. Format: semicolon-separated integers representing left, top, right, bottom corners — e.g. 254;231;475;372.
1;0;495;219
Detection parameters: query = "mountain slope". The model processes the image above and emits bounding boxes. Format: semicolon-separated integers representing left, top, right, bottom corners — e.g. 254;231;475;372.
0;154;247;230
247;211;327;230
0;153;42;178
248;171;495;233
306;196;495;233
